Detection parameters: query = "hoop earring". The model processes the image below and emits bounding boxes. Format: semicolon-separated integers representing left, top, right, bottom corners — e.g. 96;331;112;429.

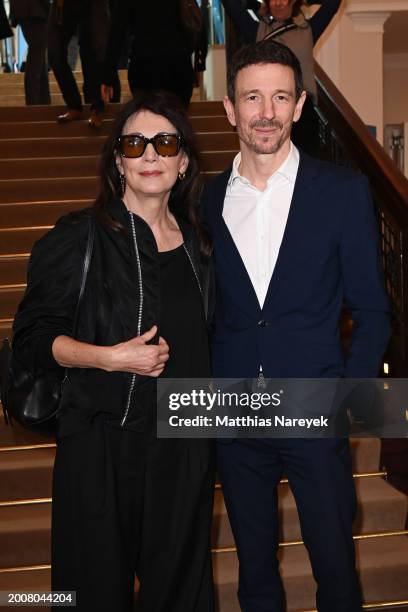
178;171;186;181
120;173;126;196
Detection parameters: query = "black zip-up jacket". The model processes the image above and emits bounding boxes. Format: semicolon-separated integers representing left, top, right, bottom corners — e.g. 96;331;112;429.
12;198;214;437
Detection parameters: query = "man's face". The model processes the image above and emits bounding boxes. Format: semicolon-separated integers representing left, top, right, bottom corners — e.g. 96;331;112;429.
267;0;295;21
224;62;306;156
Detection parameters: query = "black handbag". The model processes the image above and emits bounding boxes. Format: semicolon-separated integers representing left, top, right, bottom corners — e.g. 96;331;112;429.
0;216;95;437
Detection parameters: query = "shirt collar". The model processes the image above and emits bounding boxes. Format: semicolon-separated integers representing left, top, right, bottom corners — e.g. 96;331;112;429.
228;143;299;191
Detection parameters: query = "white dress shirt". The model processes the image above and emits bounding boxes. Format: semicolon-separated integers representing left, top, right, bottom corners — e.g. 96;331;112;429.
223;143;300;308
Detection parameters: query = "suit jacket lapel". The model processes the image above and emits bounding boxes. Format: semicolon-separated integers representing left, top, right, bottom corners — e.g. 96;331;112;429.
210;169;261;316
262;152;319;310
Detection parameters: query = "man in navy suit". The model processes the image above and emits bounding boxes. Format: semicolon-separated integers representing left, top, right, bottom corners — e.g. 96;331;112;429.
200;40;390;611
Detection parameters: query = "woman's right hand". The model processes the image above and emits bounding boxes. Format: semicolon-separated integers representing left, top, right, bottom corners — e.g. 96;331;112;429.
109;325;169;377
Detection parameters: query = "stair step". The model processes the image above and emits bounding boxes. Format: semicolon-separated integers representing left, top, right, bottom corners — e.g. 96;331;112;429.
0;504;51;568
0;286;26;318
351;437;381;473
0;172;217;206
0;567;51;612
1;119;113;138
1;495;406;570
214;535;408;611
0;136;106;158
0;69;128;83
1;477;404;568
0;116;231;139
0;156;99;180
0;83;131;97
0;228;51;256
0;201;90;231
0;100;225;122
0;447;390;507
0;414;55;448
0;132;239;159
212;476;408;549
0;177;98;205
0;536;406;611
0;256;29;285
0;151;236;181
0;321;12;341
0;93;71;107
0;448;55;504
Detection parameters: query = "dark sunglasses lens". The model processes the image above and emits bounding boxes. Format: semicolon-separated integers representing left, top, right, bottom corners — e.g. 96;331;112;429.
154;135;180;156
120;136;145;158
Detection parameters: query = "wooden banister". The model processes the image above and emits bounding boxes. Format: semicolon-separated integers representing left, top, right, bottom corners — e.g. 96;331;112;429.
314;61;408;375
315;62;408;221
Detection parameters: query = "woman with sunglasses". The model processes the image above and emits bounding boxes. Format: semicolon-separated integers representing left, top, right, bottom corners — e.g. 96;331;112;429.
12;91;215;611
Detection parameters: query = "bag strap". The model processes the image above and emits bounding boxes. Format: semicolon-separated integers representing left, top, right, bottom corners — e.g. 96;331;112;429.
262;22;298;41
72;215;95;338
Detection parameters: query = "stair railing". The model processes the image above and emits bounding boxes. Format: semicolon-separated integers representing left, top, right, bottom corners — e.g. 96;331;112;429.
314;61;408;377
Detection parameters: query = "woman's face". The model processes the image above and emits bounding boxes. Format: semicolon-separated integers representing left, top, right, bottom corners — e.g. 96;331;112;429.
116;110;189;200
267;0;296;20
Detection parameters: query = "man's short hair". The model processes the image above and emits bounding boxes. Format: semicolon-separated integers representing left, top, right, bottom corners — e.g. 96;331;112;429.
227;40;304;104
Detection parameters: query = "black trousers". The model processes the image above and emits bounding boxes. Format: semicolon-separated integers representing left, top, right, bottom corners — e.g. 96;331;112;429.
51;417;215;611
47;0;108;111
217;438;363;612
128;52;195;108
19;18;50;105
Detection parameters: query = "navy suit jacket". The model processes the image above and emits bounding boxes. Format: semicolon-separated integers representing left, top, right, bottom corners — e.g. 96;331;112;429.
200;152;390;379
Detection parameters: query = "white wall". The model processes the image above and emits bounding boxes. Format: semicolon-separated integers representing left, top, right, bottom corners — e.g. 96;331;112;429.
384;55;408;125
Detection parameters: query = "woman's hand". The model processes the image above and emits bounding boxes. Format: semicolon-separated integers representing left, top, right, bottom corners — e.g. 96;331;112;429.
52;326;169;376
109;325;169;377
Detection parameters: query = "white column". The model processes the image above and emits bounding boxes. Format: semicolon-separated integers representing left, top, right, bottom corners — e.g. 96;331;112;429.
203;45;227;101
341;5;391;144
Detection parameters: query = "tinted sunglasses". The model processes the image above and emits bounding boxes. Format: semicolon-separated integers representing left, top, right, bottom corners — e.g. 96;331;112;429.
117;132;183;158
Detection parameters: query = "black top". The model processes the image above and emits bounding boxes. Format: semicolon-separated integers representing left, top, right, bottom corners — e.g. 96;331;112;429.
159;244;211;378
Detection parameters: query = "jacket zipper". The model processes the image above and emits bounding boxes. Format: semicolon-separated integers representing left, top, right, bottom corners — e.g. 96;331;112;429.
121;212;144;427
183;244;202;295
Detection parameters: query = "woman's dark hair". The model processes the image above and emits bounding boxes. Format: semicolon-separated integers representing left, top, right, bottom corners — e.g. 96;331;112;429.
227;39;304;104
93;90;211;256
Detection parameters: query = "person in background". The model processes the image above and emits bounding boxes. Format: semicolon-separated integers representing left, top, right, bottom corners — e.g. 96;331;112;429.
12;90;215;612
47;0;109;127
9;0;51;105
0;0;12;38
102;0;208;108
1;0;16;72
221;0;341;154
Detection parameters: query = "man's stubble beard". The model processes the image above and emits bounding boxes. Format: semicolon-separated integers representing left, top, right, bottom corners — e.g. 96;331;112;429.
236;119;291;155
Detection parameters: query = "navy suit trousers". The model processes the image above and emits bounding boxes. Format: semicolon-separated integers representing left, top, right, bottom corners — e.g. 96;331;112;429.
217;438;363;612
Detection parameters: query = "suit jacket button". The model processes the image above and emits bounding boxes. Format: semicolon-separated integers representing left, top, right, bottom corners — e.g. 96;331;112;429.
258;319;268;327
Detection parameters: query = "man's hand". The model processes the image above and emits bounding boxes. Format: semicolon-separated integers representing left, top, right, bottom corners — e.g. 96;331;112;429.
109;326;169;377
101;84;114;104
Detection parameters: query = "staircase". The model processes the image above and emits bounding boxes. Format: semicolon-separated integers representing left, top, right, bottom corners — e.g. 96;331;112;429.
0;70;132;107
1;422;407;611
0;73;408;611
0;69;201;107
